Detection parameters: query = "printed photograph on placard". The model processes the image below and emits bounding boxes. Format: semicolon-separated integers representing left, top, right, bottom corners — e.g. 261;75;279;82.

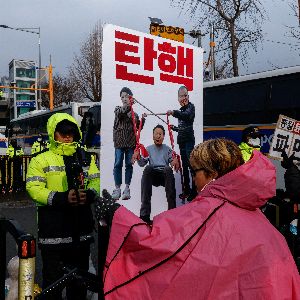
101;24;203;218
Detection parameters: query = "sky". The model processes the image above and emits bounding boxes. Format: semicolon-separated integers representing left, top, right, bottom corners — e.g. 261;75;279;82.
0;0;299;78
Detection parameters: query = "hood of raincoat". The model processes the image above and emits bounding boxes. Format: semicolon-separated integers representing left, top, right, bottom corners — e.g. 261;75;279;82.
47;113;82;156
103;151;300;300
200;150;276;210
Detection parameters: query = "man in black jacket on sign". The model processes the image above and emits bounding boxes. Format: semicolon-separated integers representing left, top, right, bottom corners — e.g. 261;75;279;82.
167;85;197;202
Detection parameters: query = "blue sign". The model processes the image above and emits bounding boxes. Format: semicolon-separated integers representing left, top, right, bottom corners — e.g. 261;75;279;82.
16;101;36;108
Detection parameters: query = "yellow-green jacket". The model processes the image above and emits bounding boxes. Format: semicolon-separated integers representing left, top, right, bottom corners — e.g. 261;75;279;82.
26;113;100;247
6;144;24;158
239;142;260;162
31;140;49;155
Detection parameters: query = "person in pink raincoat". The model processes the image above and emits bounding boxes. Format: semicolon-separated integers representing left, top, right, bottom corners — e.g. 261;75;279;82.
95;138;300;300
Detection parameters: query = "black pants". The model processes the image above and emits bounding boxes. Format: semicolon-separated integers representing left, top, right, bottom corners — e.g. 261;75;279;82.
179;142;197;197
40;243;90;300
140;165;176;218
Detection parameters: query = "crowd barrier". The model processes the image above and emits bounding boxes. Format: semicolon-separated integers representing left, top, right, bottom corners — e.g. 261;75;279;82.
0;155;31;194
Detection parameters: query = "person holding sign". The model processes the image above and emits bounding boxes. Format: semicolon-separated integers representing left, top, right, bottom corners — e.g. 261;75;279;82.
112;87;144;201
167;85;196;202
95;138;300;299
239;126;262;162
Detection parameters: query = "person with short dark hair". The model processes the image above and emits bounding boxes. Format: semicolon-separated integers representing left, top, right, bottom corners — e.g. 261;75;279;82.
167;85;196;202
132;124;179;223
239;126;262;161
112;87;144;201
26;113;100;300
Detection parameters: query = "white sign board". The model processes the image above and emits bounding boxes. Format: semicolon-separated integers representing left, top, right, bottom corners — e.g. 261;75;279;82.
101;24;203;218
269;114;300;161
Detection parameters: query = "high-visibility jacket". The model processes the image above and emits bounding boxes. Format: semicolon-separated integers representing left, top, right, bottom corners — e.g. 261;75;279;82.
26;113;100;248
6;145;24;158
239;142;260;162
31;140;49;155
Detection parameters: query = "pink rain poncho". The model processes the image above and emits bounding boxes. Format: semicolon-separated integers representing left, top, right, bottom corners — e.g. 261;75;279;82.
104;151;300;299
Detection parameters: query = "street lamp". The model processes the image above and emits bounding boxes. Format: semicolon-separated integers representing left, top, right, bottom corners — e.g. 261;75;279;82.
0;24;42;112
148;17;163;25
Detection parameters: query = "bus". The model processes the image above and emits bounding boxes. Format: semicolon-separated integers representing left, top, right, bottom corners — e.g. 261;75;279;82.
203;66;300;189
6;102;99;155
203;66;300;153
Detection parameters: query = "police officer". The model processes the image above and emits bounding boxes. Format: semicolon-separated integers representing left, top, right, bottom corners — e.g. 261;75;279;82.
26;113;100;300
6;139;24;191
239;126;262;162
31;134;49;155
6;139;24;158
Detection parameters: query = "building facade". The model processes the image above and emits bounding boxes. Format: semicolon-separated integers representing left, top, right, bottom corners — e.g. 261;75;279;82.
9;59;37;119
0;76;10;126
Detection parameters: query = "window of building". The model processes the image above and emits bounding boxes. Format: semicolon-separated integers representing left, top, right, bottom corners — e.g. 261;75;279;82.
16;68;26;77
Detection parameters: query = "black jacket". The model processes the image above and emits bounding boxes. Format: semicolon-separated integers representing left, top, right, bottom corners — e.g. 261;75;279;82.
285;165;300;202
172;102;195;144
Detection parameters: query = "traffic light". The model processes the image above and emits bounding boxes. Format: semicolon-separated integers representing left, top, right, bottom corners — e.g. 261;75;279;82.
0;90;3;99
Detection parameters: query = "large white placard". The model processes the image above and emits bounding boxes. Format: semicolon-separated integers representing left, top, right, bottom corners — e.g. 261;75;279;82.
269;114;300;161
101;24;203;218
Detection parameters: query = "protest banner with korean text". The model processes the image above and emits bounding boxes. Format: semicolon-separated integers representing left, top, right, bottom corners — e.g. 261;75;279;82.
101;24;203;217
269;114;300;161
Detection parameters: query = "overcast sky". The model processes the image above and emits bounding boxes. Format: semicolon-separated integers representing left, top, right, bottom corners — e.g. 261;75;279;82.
0;0;299;78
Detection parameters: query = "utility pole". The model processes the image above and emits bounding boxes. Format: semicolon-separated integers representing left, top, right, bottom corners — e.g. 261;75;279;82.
298;0;300;25
188;30;205;48
210;24;216;81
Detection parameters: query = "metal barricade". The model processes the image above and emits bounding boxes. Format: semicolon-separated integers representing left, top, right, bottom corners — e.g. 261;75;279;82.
0;155;31;194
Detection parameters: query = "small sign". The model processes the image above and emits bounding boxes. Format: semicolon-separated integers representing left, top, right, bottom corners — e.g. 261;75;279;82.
16;101;36;108
150;24;184;42
269;114;300;161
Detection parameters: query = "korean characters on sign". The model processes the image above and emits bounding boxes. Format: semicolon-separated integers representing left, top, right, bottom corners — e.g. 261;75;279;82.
114;30;194;91
269;115;300;161
150;24;185;43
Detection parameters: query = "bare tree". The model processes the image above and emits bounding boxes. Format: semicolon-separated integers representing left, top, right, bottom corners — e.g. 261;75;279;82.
69;22;102;102
287;1;300;40
41;73;80;108
172;0;266;77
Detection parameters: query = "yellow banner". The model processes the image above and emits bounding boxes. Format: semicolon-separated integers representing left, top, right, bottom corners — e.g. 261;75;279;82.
150;24;184;43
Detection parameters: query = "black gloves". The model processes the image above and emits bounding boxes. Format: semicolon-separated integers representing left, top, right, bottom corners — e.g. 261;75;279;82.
281;151;297;169
95;189;120;225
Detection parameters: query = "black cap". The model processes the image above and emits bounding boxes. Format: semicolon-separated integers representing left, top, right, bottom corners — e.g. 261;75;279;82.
242;126;261;142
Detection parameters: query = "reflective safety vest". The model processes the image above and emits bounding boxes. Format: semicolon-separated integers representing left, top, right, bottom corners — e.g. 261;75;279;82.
239;142;260;162
6;145;24;158
31;141;49;155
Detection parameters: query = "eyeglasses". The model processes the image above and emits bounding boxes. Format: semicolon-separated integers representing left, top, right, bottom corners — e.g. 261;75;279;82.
191;168;205;177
